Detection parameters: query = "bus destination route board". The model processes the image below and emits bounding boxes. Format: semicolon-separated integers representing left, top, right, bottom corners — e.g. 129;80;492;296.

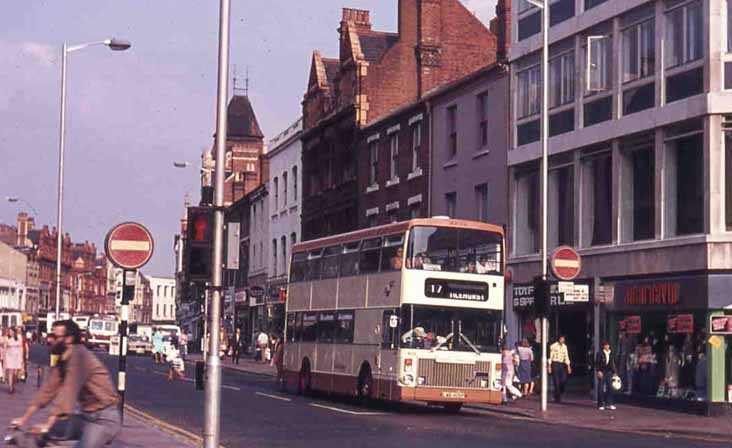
424;279;489;302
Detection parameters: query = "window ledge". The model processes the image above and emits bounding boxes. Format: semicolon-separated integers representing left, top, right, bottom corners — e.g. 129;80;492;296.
289;205;298;213
279;209;288;217
386;177;401;188
443;160;458;169
407;168;423;180
473;149;491;159
366;184;380;194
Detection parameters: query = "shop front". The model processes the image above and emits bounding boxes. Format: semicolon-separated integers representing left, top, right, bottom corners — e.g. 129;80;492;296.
605;274;732;412
512;279;594;387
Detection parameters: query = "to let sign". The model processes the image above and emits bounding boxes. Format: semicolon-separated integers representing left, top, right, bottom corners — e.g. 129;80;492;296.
105;222;154;270
550;246;581;281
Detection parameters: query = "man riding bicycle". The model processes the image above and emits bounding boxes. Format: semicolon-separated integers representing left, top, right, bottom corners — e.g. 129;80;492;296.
11;320;120;448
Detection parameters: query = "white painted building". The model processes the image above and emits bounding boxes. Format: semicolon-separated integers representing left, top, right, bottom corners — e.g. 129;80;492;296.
148;276;176;323
266;117;302;297
0;241;27;314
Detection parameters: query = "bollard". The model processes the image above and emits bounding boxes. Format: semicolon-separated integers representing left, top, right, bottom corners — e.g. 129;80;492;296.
195;361;205;390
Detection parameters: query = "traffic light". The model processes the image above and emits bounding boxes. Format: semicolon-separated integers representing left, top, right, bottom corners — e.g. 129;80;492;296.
533;276;550;317
185;207;213;281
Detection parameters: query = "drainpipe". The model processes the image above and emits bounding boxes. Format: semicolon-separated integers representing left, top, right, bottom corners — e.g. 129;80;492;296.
426;100;433;217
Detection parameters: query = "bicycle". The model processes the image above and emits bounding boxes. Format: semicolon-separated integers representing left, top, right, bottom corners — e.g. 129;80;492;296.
4;425;77;448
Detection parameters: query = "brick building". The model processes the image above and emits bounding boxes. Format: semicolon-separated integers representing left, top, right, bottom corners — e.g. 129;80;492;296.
303;1;506;239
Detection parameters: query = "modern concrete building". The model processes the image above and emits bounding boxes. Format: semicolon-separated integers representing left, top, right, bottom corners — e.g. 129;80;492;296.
148;276;176;324
507;0;732;408
266;117;302;331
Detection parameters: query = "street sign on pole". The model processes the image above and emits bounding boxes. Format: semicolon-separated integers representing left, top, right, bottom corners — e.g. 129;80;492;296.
104;222;153;425
105;222;154;270
551;246;581;281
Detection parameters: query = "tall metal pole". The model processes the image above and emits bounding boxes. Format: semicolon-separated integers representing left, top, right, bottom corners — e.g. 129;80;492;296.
204;0;230;445
118;270;133;424
55;45;68;323
540;2;550;413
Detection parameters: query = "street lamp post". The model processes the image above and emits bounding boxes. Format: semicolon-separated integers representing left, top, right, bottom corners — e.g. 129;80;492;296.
54;38;131;322
204;0;230;446
526;0;549;413
6;196;40;220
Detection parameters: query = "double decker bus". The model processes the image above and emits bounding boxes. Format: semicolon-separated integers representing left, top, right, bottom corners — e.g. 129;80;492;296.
283;218;505;411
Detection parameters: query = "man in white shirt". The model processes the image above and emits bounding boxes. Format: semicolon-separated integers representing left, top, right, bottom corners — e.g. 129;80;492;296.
256;331;269;363
548;335;572;403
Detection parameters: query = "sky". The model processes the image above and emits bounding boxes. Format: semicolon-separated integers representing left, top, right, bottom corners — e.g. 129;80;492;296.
0;0;497;278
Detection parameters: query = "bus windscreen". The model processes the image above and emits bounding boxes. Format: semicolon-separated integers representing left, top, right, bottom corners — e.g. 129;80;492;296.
406;226;502;274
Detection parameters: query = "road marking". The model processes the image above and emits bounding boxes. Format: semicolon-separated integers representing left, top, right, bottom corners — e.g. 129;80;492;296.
222;385;241;391
309;403;384;416
254;392;291;402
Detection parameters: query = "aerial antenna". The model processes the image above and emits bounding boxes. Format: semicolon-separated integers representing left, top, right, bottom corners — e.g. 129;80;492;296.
232;65;249;96
245;66;250;96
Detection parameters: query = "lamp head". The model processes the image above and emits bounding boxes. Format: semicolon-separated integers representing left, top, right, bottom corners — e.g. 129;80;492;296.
106;39;131;51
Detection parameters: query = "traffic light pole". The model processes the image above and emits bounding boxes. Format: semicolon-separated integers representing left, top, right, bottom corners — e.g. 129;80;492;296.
203;0;230;446
117;269;134;424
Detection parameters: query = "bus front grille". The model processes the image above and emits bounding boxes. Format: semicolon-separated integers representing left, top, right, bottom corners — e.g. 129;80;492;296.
417;359;492;389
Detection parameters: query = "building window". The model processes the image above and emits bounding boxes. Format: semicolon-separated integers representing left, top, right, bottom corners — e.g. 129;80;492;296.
516;170;540;254
274;177;279;211
367;214;377;228
623;83;655;115
411;123;421;172
665;0;702;69
550;0;575;27
550;109;575;137
282;172;288;207
549;165;575;246
389;132;399;180
726;126;732;230
409;204;421;219
518;11;541;41
585;0;607;10
387;209;399;223
445;192;457;218
517;66;541;118
666;67;703;103
477;93;489;148
281;236;287;275
368;140;378;185
517;119;541;146
272;239;278;277
585;35;612;93
632;148;655;241
447;106;458;157
582;153;612;246
475;183;490;223
290;233;297;253
584;96;612;127
673;134;704;235
292;166;298;202
622;19;655;83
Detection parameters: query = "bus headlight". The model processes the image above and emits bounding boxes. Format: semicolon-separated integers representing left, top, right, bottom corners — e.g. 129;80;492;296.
401;374;415;385
493;379;503;390
403;358;414;373
418;376;426;385
480;379;489;388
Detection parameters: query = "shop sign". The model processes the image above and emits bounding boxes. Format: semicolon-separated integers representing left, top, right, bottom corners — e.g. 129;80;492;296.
710;315;732;334
234;291;247;303
623;283;680;306
667;314;693;334
513;282;590;309
620;315;642;334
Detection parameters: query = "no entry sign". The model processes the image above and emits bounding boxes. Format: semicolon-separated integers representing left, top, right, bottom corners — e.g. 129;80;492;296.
105;222;154;270
551;246;581;281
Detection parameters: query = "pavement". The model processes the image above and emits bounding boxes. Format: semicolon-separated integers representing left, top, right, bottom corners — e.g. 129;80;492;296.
0;363;195;447
187;352;732;444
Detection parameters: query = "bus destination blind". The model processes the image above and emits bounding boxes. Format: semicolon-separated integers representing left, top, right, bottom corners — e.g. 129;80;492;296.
424;279;489;302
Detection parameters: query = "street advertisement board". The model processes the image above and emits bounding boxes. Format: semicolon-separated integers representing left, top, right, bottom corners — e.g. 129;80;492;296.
620;315;641;334
710;315;732;334
667;314;693;334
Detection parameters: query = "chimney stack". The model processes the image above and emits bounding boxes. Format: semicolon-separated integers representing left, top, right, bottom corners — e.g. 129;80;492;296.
341;8;372;33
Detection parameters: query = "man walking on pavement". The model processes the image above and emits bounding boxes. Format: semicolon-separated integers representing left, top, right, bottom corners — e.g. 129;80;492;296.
11;320;120;447
230;328;243;365
595;341;617;410
548;335;572;403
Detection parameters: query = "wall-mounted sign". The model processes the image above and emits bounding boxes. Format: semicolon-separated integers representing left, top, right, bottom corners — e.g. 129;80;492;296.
513;281;592;309
710;315;732;335
624;316;641;334
624;283;680;306
425;279;488;302
667;314;693;334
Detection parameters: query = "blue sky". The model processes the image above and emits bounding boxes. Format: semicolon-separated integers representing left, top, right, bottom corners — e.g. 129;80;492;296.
0;0;496;277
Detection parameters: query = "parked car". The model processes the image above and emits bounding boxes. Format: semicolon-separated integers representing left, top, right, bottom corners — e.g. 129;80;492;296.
128;335;152;355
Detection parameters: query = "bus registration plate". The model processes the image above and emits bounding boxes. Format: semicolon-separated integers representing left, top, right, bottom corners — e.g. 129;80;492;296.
441;391;465;399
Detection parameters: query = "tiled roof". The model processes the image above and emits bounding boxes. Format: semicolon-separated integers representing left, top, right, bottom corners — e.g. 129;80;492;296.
358;32;398;62
227;95;264;139
323;59;340;86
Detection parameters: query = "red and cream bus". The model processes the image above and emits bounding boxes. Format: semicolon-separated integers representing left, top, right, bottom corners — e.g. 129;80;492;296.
283;218;505;411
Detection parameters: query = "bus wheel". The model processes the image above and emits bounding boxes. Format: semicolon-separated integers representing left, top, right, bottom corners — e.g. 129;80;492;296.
357;366;373;404
443;403;463;413
298;362;312;396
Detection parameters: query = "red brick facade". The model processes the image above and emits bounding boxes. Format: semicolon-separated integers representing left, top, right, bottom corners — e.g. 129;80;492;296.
302;0;506;241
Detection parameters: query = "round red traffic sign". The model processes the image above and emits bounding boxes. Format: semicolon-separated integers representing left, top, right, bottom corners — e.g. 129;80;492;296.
551;246;581;281
105;222;154;270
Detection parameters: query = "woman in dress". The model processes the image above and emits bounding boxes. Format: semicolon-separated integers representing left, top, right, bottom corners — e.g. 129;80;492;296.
3;327;24;393
517;339;534;396
165;338;185;382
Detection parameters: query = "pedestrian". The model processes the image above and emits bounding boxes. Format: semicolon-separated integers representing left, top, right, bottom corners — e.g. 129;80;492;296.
595;341;617;410
0;328;6;384
179;332;189;359
11;320;121;447
548;335;572;403
256;331;269;363
3;327;24;394
152;329;164;364
165;339;185;382
271;335;284;388
229;328;243;365
501;344;522;403
18;326;29;383
517;338;534;396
